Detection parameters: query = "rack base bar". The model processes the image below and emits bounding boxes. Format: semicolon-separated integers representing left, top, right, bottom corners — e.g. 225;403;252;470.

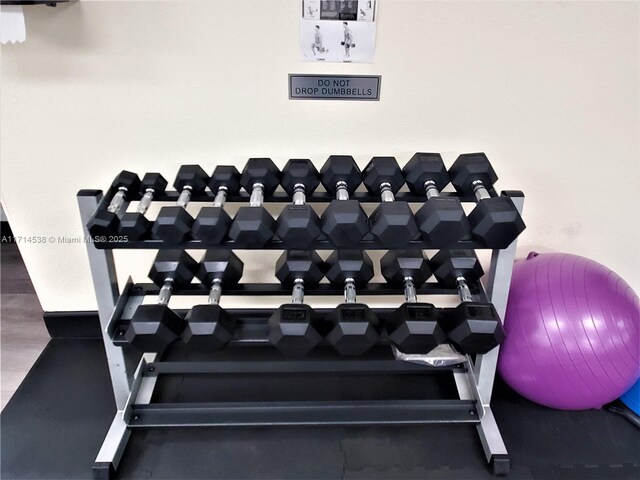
145;359;465;375
127;400;480;427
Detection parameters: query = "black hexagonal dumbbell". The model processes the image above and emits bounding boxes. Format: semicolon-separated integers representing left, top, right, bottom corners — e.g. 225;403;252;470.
152;165;209;243
402;153;470;247
325;250;380;355
430;249;505;354
275;159;322;249
228;158;281;247
181;250;244;350
363;156;419;248
449;153;525;248
119;173;168;241
192;166;240;244
320;155;369;247
380;250;447;354
87;171;140;237
268;250;326;356
124;250;198;353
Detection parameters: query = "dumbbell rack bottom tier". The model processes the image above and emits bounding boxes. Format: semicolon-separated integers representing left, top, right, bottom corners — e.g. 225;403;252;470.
78;189;523;479
107;277;488;348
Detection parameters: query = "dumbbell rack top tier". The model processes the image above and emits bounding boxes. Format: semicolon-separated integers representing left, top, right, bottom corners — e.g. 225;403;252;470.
81;187;523;249
78;182;524;480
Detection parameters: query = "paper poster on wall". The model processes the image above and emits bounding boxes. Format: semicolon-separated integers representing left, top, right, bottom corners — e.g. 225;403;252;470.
300;0;377;63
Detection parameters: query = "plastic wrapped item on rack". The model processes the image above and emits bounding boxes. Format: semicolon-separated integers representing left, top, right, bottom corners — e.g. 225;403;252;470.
393;344;467;367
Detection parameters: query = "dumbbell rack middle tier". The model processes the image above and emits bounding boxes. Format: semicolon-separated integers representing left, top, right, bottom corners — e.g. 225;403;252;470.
78;188;524;480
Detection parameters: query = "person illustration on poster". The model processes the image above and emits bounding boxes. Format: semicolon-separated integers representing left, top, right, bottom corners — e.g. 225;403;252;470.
359;1;373;20
341;21;354;57
311;25;328;55
300;0;376;63
306;4;318;18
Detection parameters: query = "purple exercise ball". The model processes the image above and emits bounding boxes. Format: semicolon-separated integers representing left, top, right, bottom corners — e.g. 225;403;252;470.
498;252;640;410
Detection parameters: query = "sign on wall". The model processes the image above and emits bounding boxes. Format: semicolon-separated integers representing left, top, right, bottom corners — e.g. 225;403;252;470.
300;0;377;63
289;74;381;100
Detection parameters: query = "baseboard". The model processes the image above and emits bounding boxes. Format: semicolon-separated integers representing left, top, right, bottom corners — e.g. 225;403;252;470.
43;311;101;339
1;221;14;242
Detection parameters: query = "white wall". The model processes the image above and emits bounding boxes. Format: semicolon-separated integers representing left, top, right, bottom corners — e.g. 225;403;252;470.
1;0;638;311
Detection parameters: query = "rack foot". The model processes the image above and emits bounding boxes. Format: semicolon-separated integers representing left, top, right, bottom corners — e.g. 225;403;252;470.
490;454;510;476
92;462;115;480
477;407;509;476
93;413;130;480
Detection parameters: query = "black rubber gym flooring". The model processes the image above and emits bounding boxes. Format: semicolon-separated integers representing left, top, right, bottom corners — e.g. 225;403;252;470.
2;338;639;479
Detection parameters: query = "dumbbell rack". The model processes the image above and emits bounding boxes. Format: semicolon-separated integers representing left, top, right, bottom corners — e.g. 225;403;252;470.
78;185;524;480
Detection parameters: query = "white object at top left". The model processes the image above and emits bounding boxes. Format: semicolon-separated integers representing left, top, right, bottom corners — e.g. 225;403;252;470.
1;5;26;44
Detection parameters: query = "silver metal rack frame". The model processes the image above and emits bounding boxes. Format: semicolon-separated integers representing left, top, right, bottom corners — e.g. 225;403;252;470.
78;189;524;480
